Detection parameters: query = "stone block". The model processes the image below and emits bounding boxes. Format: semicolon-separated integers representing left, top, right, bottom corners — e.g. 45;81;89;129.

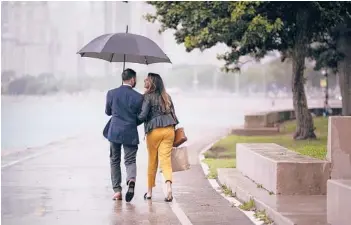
265;111;280;127
218;168;328;225
327;179;351;225
236;143;330;195
244;113;267;128
245;110;296;129
327;116;351;179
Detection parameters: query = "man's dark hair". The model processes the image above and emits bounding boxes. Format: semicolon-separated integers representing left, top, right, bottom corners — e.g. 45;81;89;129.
122;68;136;81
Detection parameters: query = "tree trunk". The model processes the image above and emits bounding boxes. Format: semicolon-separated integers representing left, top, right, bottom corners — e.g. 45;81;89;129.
291;8;316;140
337;33;351;116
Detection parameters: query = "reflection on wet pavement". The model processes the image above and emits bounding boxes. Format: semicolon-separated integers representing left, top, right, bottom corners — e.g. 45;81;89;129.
2;135;181;225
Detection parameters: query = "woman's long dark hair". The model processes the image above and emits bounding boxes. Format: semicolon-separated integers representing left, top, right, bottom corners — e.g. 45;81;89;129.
146;73;171;113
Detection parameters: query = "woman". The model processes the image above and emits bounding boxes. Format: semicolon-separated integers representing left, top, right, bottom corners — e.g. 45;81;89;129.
138;72;179;202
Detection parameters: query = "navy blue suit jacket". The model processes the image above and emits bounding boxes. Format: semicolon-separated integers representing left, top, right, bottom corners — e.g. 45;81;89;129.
103;85;143;145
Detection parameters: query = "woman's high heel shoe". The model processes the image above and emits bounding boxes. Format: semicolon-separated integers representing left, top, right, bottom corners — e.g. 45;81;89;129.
164;191;173;202
144;193;152;200
165;181;173;202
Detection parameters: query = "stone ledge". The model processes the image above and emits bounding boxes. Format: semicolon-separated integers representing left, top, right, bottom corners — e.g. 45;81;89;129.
236;143;331;195
327;179;351;225
218;168;327;225
231;127;280;136
244;106;342;129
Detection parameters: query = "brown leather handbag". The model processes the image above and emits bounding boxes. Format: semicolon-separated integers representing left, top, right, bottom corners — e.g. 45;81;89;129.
170;110;187;147
173;127;187;147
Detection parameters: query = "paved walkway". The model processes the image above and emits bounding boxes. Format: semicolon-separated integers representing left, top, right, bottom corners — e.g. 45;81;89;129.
2;131;253;225
173;165;253;225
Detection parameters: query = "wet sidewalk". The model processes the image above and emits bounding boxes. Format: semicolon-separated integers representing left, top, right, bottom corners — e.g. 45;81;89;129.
2;131;253;225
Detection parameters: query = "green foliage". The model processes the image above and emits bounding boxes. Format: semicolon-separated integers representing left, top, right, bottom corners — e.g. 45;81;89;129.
254;210;274;224
3;73;59;95
146;2;349;72
221;184;233;196
239;198;256;211
1;73;123;95
202;158;235;179
309;12;351;72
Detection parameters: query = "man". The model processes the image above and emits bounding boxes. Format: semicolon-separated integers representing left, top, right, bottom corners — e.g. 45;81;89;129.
103;68;143;202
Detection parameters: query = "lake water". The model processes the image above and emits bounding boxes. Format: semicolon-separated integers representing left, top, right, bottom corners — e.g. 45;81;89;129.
1;91;288;151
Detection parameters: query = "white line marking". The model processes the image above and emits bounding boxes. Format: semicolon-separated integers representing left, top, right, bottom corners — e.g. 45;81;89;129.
1;136;80;169
2;150;51;169
198;139;264;225
160;175;193;225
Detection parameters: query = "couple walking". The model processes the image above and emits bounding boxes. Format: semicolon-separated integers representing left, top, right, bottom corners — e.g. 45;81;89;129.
103;68;178;203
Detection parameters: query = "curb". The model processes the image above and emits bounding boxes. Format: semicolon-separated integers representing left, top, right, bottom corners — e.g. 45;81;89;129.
198;138;264;225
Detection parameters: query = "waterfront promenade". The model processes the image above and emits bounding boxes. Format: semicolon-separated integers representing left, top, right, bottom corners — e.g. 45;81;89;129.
1;128;253;225
1;94;341;225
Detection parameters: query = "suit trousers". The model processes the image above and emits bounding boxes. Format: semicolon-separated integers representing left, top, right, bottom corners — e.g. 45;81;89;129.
109;142;138;193
146;126;175;189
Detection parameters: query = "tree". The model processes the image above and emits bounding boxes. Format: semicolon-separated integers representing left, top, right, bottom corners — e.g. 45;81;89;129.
145;1;350;139
311;17;351;116
337;25;351;115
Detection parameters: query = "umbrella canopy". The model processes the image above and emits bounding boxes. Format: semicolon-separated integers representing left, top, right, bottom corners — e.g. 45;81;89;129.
77;33;171;65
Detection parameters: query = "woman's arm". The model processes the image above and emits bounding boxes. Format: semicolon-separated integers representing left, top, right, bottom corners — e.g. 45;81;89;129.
170;96;179;124
138;95;151;122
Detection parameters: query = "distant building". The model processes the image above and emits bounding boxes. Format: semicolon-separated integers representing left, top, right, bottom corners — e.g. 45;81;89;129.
2;2;51;76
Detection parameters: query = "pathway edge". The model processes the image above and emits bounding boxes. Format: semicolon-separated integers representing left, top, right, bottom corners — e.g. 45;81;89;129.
198;138;264;225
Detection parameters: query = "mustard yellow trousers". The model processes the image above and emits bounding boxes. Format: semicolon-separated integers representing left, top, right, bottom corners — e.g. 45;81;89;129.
146;126;175;188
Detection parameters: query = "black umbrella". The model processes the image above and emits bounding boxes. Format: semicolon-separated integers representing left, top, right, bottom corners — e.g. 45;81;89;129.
77;27;171;70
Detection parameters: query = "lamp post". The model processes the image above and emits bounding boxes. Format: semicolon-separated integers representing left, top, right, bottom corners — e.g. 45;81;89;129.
321;69;329;115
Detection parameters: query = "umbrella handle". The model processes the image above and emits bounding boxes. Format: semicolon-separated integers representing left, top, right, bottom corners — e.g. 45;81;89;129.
122;25;129;71
123;56;126;71
121;25;128;85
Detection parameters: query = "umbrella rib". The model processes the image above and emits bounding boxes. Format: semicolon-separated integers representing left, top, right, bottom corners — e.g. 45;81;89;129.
144;56;148;65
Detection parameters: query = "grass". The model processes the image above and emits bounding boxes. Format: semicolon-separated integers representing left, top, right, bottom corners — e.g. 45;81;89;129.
205;117;328;160
202;158;236;179
254;210;274;224
239;198;256;211
202;117;328;179
221;184;233;196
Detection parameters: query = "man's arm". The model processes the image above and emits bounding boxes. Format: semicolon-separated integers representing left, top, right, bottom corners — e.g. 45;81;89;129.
105;90;112;116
